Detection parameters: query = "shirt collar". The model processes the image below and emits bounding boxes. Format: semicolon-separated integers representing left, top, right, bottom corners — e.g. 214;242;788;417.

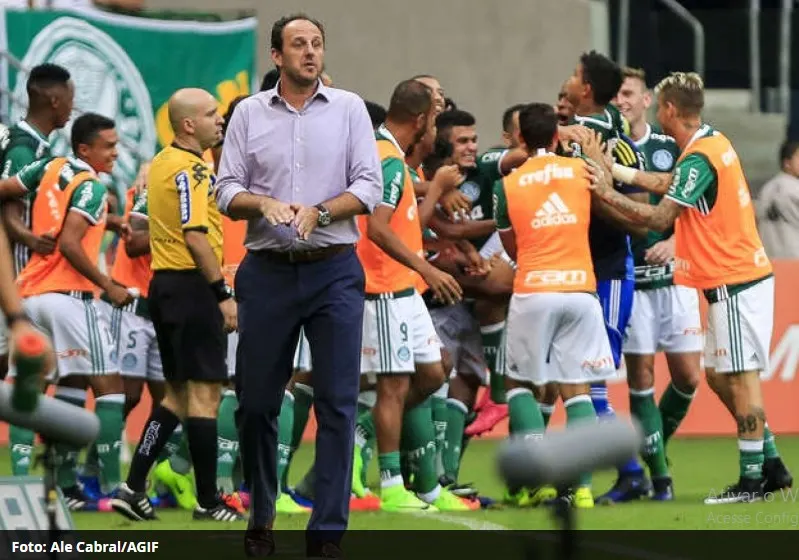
267;77;331;107
376;124;405;157
18;120;50;146
684;123;711;151
635;123;652;147
68;156;95;173
533;148;555;158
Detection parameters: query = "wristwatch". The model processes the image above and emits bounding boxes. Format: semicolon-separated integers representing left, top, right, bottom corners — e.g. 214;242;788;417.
315;204;332;227
210;280;235;302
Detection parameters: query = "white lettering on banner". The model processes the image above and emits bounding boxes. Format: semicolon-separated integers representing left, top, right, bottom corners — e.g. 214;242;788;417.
524;269;586;287
762;325;799;382
518;164;574;186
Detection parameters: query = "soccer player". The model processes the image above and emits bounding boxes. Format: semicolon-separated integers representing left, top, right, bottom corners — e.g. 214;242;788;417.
614;67;702;500
111;88;243;522
495;102;615;509
0;114;133;509
1;63;73;477
563;50;649;502
589;71;793;503
357;79;467;512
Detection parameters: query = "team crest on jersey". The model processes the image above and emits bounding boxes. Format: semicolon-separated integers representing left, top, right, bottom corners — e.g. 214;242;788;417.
460;181;481;202
397;346;411;362
12;17;156;194
652;149;674;171
122;353;138;371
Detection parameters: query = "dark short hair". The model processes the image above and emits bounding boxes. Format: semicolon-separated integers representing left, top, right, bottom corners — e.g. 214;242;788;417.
386;80;432;123
518;103;558;151
780;139;799;165
260;69;280;91
364;100;386;130
502;104;527;133
222;95;249;139
271;14;325;52
436;109;475;132
580;50;623;106
71;113;115;155
27;63;70;103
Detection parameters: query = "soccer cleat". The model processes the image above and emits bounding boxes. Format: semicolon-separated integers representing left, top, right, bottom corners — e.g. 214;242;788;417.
276;493;311;514
193;495;247;522
223;491;247;514
651;477;675;501
439;475;479;499
596;473;652;504
62;485;95;512
152;459;197;511
763;457;793;494
350;445;368;498
549;487;594;509
110;482;158;521
380;485;438;513
704;477;764;505
350;492;381;512
528;485;558;506
464;401;508;437
430;488;478;512
287;487;314;509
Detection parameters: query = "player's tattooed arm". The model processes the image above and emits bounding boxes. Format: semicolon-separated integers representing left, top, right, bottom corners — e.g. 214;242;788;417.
612;168;673;196
591;182;683;232
125;215;150;258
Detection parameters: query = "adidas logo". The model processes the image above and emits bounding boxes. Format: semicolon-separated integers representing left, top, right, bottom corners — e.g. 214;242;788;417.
531;193;577;228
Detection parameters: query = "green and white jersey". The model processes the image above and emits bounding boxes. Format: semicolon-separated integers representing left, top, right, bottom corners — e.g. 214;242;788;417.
0;121;51;274
457;147;506;248
632;124;681;290
664;125;719;211
16;157;109;225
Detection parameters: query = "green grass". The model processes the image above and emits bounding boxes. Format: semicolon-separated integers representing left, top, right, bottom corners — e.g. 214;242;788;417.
3;437;798;531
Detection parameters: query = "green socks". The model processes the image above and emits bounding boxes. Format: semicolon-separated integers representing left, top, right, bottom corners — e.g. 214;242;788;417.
764;423;780;460
378;451;403;488
739;439;765;480
507;388;545;437
431;384;448;477
54;388;86;489
355;395;377;486
540;403;554;428
629;388;669;478
442;398;468;481
481;322;507;404
281;383;314;490
276;390;294;495
10;425;35;476
659;382;695;443
565;395;596;487
216;390;239;494
94;394;125;494
400;398;438;494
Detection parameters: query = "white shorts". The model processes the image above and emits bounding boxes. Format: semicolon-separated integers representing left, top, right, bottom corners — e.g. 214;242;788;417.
0;310;7;356
429;303;487;384
293;328;312;373
704;277;774;374
361;290;442;375
97;300;163;381
505;292;615;385
624;285;703;355
478;231;514;265
18;293;117;381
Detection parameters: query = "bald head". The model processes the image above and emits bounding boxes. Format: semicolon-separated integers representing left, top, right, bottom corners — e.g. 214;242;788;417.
168;88;223;151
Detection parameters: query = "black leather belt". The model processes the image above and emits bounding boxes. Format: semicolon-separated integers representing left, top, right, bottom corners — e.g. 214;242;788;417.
251;244;353;264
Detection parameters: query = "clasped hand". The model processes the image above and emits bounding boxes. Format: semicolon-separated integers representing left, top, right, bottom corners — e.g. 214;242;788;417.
259;198;320;241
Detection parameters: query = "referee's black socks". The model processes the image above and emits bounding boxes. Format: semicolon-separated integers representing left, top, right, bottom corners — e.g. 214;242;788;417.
186;417;219;509
127;405;181;493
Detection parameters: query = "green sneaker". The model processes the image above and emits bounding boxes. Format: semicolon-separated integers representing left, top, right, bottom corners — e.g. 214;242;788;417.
276;493;310;514
430;488;478;512
152;460;197;511
351;444;367;498
380;485;438;513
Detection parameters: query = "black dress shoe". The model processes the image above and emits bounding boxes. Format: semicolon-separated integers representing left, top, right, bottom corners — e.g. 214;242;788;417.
307;541;343;558
244;528;275;557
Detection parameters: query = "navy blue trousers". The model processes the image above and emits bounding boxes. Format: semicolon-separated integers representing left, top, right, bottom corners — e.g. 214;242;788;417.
234;247;365;539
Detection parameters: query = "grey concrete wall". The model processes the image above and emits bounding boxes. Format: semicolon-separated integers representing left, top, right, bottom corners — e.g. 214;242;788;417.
145;0;591;145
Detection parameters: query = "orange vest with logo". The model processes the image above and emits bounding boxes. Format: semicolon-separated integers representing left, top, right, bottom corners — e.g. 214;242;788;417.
357;139;426;294
17;158;103;297
503;153;595;294
673;133;772;289
111;187;152;297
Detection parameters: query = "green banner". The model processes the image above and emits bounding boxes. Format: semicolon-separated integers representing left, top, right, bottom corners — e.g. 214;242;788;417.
0;7;256;192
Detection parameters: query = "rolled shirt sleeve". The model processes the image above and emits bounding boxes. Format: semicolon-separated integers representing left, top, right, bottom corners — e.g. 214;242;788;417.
344;96;382;212
215;101;251;215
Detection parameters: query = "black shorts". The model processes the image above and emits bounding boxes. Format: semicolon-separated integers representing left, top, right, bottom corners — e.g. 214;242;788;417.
149;269;227;383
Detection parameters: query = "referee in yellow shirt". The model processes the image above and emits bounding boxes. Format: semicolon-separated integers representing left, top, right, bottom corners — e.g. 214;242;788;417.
111;88;243;523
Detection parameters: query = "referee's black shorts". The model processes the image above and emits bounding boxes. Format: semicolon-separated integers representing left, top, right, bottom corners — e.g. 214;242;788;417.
149;269;227;383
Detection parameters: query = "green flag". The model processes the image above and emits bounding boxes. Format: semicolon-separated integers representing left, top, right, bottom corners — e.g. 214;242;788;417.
1;7;256;192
